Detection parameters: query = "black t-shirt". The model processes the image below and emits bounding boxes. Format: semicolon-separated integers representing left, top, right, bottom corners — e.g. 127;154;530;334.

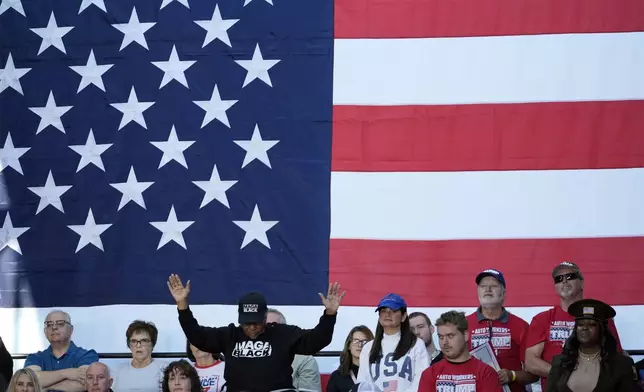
179;307;336;392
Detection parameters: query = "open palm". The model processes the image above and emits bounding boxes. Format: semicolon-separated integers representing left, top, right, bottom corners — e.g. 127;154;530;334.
319;282;346;314
167;273;191;303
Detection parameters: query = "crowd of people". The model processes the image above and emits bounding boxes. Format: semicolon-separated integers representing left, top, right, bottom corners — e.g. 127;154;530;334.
1;262;643;392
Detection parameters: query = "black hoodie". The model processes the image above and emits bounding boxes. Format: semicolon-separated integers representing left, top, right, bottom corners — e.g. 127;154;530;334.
178;307;336;392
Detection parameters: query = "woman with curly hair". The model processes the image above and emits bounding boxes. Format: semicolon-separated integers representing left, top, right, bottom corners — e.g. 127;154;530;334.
545;299;638;392
161;360;202;392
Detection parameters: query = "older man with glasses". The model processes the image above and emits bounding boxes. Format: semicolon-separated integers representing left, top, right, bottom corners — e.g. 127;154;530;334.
524;261;625;391
25;310;99;392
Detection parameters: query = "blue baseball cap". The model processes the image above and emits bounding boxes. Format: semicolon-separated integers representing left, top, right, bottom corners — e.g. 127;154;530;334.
475;269;506;288
375;293;407;312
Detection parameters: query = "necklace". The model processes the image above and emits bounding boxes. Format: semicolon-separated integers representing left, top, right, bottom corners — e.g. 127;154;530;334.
578;349;600;362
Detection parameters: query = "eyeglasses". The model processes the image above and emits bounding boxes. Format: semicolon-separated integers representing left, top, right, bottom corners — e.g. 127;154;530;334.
350;339;369;347
44;320;70;329
554;272;580;284
129;338;152;346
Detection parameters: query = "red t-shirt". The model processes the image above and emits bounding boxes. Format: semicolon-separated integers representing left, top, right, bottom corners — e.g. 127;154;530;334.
418;356;502;392
524;305;623;389
466;310;528;392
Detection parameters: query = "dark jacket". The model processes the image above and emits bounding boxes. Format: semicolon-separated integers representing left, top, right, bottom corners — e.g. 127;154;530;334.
179;307;336;392
545;353;638;392
326;364;358;392
0;338;12;387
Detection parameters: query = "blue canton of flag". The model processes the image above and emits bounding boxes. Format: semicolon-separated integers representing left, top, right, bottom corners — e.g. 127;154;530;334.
0;0;333;308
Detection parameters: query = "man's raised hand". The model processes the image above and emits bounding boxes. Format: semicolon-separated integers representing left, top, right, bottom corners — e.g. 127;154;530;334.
318;282;346;315
167;273;190;310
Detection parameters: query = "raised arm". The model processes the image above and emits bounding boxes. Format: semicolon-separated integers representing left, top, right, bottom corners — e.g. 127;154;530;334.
168;274;230;354
291;282;345;355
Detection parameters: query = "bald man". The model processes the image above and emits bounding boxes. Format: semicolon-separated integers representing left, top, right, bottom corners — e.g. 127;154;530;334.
86;363;113;392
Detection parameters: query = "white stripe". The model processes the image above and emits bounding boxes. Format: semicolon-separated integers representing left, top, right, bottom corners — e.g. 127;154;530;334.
332;32;644;105
1;304;642;358
330;168;644;241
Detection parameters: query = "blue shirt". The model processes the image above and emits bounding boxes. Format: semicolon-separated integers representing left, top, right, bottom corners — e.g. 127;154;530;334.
24;341;98;371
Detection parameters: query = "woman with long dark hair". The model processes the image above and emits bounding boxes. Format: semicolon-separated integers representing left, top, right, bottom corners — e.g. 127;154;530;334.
356;294;430;392
545;299;638;392
326;326;374;392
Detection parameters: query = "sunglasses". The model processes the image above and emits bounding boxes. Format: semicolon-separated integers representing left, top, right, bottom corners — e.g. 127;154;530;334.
554;272;581;284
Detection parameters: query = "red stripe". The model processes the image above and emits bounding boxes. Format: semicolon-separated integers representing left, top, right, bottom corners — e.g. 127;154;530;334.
334;0;644;39
332;101;644;172
329;237;644;307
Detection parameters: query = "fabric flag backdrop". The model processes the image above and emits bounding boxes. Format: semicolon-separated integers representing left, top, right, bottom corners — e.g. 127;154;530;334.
0;0;643;367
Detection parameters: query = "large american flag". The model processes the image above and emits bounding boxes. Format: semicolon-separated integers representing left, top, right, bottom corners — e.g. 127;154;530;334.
0;0;643;361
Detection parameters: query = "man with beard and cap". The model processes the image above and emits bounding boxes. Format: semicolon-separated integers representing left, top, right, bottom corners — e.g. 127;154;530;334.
524;262;625;391
545;299;637;392
167;274;345;392
466;269;538;391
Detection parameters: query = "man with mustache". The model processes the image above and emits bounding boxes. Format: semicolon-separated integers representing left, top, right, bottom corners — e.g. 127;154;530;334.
418;311;502;392
466;269;538;391
524;262;624;391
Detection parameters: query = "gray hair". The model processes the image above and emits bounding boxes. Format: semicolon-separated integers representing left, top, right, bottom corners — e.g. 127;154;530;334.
45;310;72;324
267;308;286;324
88;362;111;378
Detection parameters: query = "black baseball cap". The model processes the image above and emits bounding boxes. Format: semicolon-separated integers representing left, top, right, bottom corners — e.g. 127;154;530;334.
238;292;268;325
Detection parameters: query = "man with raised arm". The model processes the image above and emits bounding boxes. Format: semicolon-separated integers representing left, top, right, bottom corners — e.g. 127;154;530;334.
167;273;345;392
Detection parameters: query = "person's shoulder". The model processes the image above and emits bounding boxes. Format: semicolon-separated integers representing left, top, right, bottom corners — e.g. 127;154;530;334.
471;357;498;375
465;311;478;320
528;307;555;326
151;359;171;370
70;342;95;353
26;349;47;357
508;312;529;327
293;354;317;366
70;342;99;361
613;353;636;368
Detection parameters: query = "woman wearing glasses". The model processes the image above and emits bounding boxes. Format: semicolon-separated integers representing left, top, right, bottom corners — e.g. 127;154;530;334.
326;326;374;392
112;320;168;392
